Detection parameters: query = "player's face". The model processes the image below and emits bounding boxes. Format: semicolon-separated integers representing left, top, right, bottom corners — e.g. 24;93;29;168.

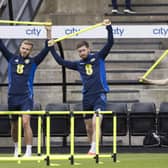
77;46;90;60
19;43;32;58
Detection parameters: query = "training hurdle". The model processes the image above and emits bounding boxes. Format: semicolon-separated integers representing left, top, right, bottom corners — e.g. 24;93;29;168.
0;111;45;164
45;110;117;165
0;110;117;165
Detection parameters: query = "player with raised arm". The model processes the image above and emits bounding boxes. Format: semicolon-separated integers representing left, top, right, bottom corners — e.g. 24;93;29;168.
50;19;113;155
0;26;52;157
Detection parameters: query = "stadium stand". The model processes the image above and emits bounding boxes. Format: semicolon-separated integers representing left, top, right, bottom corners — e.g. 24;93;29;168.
0;0;168;149
0;0;7;16
105;1;168;22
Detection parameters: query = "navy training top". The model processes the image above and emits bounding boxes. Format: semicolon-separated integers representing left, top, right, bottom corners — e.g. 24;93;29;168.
50;25;114;96
0;39;50;96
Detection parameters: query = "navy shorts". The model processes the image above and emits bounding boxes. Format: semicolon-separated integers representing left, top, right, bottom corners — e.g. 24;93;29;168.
82;93;107;119
8;94;33;121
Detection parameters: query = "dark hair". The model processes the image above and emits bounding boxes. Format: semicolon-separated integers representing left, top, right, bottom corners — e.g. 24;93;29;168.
76;41;89;49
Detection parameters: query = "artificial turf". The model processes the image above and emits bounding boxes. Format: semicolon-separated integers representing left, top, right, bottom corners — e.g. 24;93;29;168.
0;153;168;168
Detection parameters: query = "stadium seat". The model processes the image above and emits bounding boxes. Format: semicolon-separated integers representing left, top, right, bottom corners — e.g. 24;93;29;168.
70;103;87;136
45;103;70;146
0;105;11;137
158;102;168;135
129;102;157;146
102;103;128;137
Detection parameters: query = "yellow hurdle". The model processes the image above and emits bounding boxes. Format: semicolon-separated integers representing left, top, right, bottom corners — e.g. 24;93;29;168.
48;22;104;45
0;110;117;165
0;20;52;26
140;50;168;82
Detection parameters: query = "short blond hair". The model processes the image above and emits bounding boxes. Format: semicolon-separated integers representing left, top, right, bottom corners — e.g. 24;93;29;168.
21;40;34;48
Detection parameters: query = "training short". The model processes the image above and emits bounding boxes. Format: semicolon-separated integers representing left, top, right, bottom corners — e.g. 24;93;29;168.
82;92;107;119
8;94;33;121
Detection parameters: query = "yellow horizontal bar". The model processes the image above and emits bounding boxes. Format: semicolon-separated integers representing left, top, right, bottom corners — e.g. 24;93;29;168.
48;22;103;45
0;111;45;115
0;111;112;115
74;154;112;159
0;154;113;162
49;154;70;160
98;154;113;158
50;154;112;159
96;111;112;114
74;155;95;159
49;154;95;160
48;111;70;115
0;156;45;161
0;20;52;26
48;111;112;115
73;111;112;114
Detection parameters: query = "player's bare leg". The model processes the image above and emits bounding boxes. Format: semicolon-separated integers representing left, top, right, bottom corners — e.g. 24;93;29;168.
84;119;93;143
22;114;33;157
88;112;103;155
11;121;18;157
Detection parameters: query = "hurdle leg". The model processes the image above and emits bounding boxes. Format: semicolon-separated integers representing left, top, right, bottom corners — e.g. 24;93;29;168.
95;111;100;164
113;114;117;162
69;111;74;165
17;115;22;163
46;114;50;166
37;115;42;156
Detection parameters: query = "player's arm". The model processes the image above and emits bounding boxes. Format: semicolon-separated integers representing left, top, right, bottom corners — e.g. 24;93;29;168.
140;77;168;85
97;19;114;59
50;46;78;70
0;39;13;61
34;26;52;65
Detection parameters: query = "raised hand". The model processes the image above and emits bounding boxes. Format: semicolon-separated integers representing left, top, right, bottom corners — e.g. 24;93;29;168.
45;25;52;39
102;19;111;26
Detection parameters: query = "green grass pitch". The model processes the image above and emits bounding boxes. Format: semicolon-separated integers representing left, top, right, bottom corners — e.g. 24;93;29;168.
0;153;168;168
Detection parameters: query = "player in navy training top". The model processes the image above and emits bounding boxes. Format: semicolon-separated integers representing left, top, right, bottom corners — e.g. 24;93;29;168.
50;19;113;155
0;26;52;157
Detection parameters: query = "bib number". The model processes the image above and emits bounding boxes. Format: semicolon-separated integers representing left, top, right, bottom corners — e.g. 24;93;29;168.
16;64;24;74
85;64;93;75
